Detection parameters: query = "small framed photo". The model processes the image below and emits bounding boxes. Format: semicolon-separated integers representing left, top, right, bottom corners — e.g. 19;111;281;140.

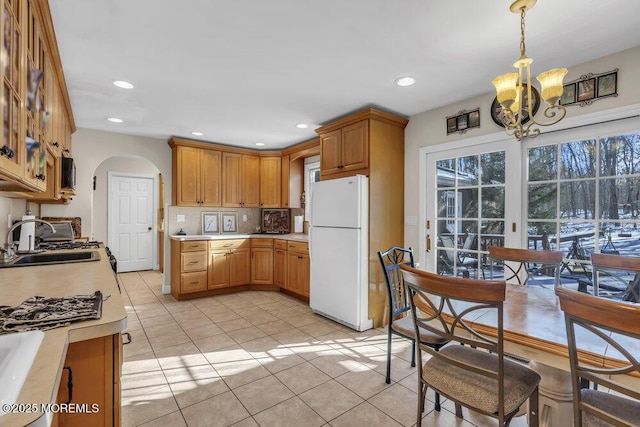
468;110;480;128
201;212;220;234
597;72;617;97
560;83;576;105
456;114;468;130
222;212;238;233
577;78;596;102
447;117;457;134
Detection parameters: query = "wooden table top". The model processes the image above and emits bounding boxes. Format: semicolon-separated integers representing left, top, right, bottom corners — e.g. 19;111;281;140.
416;284;640;374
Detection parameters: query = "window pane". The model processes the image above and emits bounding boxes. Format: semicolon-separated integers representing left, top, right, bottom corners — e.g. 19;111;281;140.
600;222;639;257
528;222;557;251
457;188;478;218
560;140;596;179
481;151;505;184
436;159;455;188
529;145;557;182
559;222;596;261
481;186;504;219
600;134;640;177
481;220;505;249
559;180;595;219
528;183;557;219
457;155;478;186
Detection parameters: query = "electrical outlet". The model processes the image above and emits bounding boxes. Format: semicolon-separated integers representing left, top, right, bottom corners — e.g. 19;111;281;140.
7;213;11;227
242;214;248;222
177;214;186;223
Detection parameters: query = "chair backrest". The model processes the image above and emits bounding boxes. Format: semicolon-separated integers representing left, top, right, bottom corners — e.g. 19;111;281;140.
378;247;415;319
591;253;640;302
461;233;478;251
400;264;507;401
556;287;640;425
488;246;563;288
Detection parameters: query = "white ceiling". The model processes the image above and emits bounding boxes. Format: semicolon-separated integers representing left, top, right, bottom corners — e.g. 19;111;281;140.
49;0;640;150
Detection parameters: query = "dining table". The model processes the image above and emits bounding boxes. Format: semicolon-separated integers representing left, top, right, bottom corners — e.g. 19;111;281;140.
415;282;640;427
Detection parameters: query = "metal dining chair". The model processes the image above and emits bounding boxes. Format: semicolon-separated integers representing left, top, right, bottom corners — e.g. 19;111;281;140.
377;247;448;408
591;252;640;302
556;287;640;426
488;246;563;288
401;264;540;426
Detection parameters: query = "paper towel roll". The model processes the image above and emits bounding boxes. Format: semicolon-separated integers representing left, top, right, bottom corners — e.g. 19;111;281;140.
294;215;303;233
18;215;36;252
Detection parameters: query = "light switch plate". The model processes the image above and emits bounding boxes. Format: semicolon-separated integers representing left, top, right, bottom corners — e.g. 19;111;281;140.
404;216;418;226
177;214;186;223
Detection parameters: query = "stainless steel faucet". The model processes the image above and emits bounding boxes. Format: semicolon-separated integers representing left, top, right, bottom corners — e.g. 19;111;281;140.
2;219;56;261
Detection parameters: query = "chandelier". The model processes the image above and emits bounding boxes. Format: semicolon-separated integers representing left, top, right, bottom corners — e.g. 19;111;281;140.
492;0;567;140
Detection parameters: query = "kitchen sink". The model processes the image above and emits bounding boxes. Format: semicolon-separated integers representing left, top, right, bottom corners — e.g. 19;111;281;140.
0;250;100;268
0;330;44;416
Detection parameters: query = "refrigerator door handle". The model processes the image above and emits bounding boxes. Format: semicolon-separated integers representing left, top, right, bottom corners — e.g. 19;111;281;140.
308;227;312;260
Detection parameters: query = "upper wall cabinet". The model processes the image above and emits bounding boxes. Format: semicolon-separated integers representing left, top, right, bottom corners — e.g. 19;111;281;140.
315;109;406;180
168;137;320;208
171;144;222;207
0;0;75;194
319;120;368;177
222;152;259;207
259;156;281;208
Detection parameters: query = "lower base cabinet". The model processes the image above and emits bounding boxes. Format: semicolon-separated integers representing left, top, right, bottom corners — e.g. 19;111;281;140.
55;333;122;427
285;241;310;298
170;238;309;301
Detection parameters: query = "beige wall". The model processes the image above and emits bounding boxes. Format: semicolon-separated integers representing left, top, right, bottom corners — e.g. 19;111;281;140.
404;45;640;253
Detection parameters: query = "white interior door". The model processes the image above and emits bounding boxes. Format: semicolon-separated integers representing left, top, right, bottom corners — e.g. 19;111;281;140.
423;140;521;275
108;172;156;272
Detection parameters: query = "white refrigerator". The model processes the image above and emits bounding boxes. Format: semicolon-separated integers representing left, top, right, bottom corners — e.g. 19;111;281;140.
309;175;373;331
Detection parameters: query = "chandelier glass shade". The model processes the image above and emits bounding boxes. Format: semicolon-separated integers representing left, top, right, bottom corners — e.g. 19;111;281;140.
492;0;567;140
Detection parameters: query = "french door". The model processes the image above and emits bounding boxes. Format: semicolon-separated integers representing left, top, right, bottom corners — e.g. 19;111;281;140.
424;140;521;275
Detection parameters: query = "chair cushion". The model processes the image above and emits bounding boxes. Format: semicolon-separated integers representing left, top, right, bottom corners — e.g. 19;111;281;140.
581;389;640;426
390;315;448;346
422;345;540;416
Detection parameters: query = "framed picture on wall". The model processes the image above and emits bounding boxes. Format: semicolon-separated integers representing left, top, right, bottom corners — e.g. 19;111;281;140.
202;212;220;234
560;83;576;105
577;78;596;102
222;212;238;233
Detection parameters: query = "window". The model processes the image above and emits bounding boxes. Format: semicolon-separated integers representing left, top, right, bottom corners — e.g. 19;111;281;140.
527;131;640;268
304;155;320;221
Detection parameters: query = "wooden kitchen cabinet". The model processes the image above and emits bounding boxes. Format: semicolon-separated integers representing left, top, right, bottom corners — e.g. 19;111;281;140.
259;156;281;208
170;240;208;297
56;333;122;427
273;239;287;287
319;120;368;177
251;238;274;285
0;0;74;194
172;145;222;206
286;241;310;299
222;152;260;207
209;239;250;288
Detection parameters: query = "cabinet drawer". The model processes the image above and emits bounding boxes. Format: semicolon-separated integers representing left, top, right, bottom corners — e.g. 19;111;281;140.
181;271;208;293
252;238;273;248
181;241;207;252
209;239;249;250
274;239;287;250
287;241;308;253
181;251;207;272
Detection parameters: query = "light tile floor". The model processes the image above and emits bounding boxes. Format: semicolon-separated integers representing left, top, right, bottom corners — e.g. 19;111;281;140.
119;271;530;427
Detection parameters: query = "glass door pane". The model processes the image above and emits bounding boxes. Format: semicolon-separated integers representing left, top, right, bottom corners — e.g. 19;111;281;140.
426;141;518;277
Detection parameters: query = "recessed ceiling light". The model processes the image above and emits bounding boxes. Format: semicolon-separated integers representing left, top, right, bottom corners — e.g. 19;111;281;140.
113;80;134;89
191;131;204;136
296;123;309;129
107;117;123;123
395;77;416;87
255;142;265;147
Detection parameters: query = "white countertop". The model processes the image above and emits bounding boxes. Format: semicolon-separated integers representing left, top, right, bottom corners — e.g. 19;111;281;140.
170;233;308;242
0;248;127;427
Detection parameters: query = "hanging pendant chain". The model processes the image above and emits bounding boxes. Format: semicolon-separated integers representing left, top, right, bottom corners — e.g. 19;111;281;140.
519;8;527;58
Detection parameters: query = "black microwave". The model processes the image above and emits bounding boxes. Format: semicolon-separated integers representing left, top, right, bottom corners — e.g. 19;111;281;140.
61;157;76;190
